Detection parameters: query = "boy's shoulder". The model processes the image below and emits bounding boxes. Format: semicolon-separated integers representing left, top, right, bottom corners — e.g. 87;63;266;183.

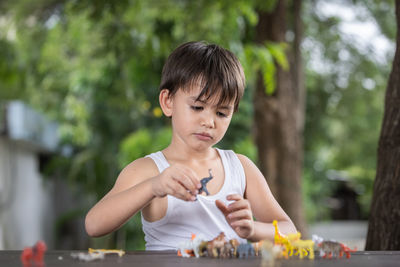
120;156;159;181
219;148;249;161
232;152;258;172
216;148;252;164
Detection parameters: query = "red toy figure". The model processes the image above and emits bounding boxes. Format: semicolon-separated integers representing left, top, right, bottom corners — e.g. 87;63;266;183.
33;240;47;265
21;247;34;266
21;240;47;266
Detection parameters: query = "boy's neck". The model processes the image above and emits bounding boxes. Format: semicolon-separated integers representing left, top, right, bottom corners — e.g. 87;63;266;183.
162;144;218;163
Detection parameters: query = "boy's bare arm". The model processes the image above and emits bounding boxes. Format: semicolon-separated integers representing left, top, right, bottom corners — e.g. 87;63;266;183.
85;157;201;237
85;157;159;237
238;154;297;241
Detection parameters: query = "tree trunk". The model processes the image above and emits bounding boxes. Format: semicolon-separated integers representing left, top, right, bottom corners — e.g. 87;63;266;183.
365;0;400;250
253;0;306;233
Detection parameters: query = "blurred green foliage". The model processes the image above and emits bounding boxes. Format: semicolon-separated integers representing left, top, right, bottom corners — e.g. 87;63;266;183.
302;0;394;221
0;0;395;249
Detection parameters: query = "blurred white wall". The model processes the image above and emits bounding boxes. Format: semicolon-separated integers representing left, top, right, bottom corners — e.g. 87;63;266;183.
0;137;55;249
0;101;91;250
0;101;59;250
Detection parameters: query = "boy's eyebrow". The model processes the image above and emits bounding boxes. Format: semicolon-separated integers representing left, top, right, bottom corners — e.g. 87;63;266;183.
189;97;233;110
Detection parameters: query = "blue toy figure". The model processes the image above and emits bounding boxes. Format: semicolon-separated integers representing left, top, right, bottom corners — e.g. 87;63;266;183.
198;169;213;196
237;243;255;259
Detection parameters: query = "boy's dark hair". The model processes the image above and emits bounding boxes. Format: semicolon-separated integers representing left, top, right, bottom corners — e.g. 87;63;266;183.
159;41;245;111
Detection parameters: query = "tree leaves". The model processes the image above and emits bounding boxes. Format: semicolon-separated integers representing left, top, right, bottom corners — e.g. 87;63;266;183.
244;41;288;95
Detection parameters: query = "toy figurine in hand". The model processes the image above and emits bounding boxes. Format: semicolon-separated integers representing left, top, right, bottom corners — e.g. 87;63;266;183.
198;169;213;196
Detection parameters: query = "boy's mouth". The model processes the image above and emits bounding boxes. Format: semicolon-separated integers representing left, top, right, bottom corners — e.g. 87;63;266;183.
194;132;213;140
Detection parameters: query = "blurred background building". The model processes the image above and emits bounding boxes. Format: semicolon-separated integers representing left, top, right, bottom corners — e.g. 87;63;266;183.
0;101;87;249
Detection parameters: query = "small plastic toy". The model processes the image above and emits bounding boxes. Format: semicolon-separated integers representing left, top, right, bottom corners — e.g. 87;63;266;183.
207;232;227;258
198;169;213;196
291;239;315;259
71;248;125;262
312;234;357;259
252;240;263;256
260;240;281;267
21;247;33;266
272;220;291;258
71;252;105;261
88;248;125;257
272;220;314;260
317;240;356;259
237;243;255;259
177;234;205;258
21;240;47;266
220;240;235;258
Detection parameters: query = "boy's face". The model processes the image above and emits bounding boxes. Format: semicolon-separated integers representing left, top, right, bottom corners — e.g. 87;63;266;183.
167;85;234;151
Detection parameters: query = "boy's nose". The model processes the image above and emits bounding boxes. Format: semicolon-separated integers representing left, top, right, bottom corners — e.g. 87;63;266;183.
201;115;215;128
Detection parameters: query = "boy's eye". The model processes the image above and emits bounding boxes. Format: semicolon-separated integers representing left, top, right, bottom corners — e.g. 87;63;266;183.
191;106;204;111
217;112;228;118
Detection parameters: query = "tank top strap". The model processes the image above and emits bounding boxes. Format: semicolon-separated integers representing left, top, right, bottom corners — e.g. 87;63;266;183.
145;151;170;173
215;148;246;196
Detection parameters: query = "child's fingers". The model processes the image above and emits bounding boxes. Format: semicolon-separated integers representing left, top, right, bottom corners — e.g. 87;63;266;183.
167;181;195;201
227;209;252;221
230;219;253;229
228;199;251;212
226;194;243;201
177;166;201;191
174;174;198;195
182;167;202;189
215;200;230;216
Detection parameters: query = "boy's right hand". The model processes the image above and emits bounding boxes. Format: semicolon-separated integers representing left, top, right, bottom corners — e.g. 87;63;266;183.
150;164;201;201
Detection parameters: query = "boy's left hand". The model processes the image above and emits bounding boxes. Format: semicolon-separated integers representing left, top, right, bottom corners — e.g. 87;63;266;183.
216;194;255;239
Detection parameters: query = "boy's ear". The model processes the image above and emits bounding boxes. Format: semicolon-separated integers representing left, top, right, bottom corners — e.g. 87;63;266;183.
159;89;173;117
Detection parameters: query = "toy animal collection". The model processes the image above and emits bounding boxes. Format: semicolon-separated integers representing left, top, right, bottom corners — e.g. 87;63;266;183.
177;220;357;262
21;240;47;266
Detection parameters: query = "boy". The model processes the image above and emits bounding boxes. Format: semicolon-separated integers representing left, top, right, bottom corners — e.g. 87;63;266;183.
85;41;296;250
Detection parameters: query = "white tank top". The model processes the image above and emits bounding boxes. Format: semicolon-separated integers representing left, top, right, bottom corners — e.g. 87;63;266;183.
142;148;247;250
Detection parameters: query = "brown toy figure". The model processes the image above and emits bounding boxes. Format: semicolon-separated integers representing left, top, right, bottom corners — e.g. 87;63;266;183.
252;240;263;256
220;242;233;258
198;241;209;257
230;239;240;257
207;232;227;258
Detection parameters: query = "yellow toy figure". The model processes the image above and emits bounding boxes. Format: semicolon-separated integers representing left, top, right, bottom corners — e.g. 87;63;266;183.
291;239;315;259
88;248;125;257
272;220;292;258
286;232;301;257
272;220;314;260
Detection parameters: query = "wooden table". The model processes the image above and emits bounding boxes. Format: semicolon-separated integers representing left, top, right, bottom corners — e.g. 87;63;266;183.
1;250;399;267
